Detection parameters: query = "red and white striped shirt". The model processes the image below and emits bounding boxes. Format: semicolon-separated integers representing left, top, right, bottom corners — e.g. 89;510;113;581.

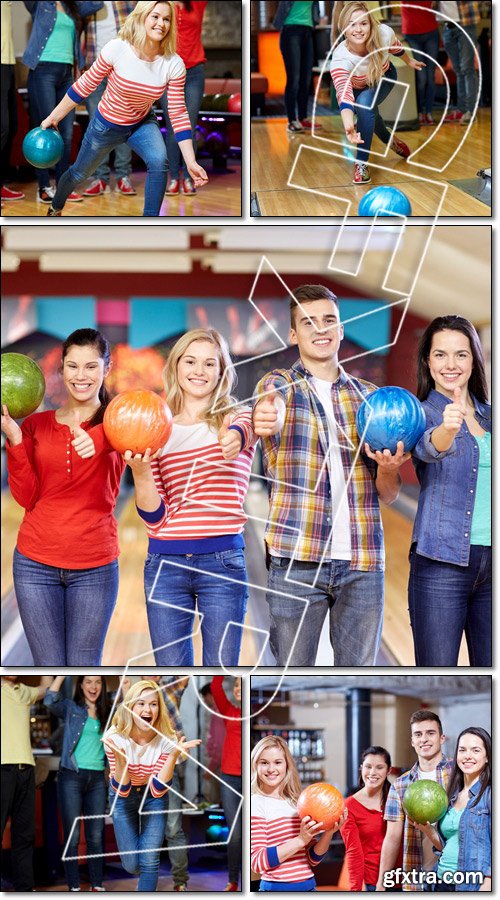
68;38;191;133
330;24;405;110
251;794;320;883
103;727;177;798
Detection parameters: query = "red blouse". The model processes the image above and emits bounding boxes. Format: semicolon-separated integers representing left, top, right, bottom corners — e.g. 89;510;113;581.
175;0;208;70
210;676;241;776
6;410;124;569
340;795;387;890
401;1;438;34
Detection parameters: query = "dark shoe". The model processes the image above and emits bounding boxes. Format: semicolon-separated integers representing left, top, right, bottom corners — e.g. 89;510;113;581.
37;186;55;203
47;206;62;216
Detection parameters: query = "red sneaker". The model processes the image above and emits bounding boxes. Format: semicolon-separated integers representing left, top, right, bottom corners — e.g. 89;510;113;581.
444;110;464;123
223;884;239;892
67;191;84;202
116;176;136;195
353;162;371;184
300;118;323;130
181;177;196;195
1;185;25;201
391;136;411;159
166;177;180;195
83;179;109;196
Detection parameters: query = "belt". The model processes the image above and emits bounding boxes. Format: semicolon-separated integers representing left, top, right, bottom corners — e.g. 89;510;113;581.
2;763;33;770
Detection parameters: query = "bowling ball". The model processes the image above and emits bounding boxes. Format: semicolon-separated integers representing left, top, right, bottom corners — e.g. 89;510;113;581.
356;386;426;454
206;131;228;154
403;780;448;825
212;93;230;112
358;185;412;218
207;824;224;842
22;127;64;169
103;390;172;455
228;93;241;114
1;353;46;418
297;782;345;830
195;125;207;152
201;94;214;111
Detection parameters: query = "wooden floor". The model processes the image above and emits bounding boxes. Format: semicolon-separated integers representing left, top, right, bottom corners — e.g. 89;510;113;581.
251;109;491;217
33;870;228;892
1;163;241;217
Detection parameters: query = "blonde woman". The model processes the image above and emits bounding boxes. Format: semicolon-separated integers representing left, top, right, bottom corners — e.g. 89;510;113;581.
125;328;256;666
330;1;425;184
251;736;346;892
40;1;208;216
103;680;201;891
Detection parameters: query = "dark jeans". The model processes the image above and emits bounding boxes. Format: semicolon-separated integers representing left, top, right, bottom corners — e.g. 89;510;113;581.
279;25;314;123
160;62;205;178
354;62;397;162
409;545;492;666
220;773;241;885
27;61;74;189
1;764;36;892
442;23;479;113
164;769;188;887
1;64;17;185
403;30;439;113
111;784;168;891
58;768;107;890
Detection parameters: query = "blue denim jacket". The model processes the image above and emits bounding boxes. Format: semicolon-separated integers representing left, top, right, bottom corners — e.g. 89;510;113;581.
411;390;491;566
44;689;105;773
22;1;104;70
273;0;320;30
437;782;491;891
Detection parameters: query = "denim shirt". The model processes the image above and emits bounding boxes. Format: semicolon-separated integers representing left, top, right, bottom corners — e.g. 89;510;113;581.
411;390;491;566
44;689;104;773
22;1;104;70
272;1;320;30
437;782;491;891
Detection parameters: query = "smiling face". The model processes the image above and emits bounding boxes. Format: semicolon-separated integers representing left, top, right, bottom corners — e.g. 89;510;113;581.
410;720;445;763
361;754;389;789
176;339;221;402
290;298;343;367
256;747;287;794
62;344;107;405
233;678;241;703
145;2;171;43
457;733;488;779
345;10;371;49
132;689;159;732
81;676;102;705
427;330;474;399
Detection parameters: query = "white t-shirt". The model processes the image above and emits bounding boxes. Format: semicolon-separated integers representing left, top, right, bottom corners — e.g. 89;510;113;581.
417;768;439;871
439;2;460;22
95;1;119;56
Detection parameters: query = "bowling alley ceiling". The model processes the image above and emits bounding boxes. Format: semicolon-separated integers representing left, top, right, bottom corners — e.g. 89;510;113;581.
251;675;491;701
1;225;490;326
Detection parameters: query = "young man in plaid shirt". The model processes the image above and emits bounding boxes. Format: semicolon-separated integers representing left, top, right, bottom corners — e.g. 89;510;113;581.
439;1;482;124
253;284;410;666
376;710;453;892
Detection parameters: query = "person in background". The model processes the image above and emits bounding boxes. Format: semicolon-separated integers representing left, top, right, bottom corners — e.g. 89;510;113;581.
439;1;482;124
401;0;439;125
1;674;53;892
44;675;110;892
1;1;25;203
162;0;208;196
22;1;104;204
211;676;242;892
200;681;224;804
273;1;321;134
81;0;138;198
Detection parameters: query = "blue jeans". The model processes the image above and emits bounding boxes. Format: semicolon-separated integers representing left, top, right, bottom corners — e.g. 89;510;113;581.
13;547;118;665
267;558;384;666
220;773;241;885
279;25;314;123
160;63;204;178
403;30;439;113
58;768;106;890
85;79;132;182
353;62;398;162
408;544;492;666
144;549;248;666
111;785;167;892
442;23;479;113
27;61;74;189
52;113;167;215
164;769;188;887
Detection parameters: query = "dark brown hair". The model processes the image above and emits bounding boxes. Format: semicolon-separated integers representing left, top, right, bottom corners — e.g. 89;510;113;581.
61;328;111;427
358;745;392;810
289;284;339;326
447;727;491;809
410;709;443;737
416;316;488;403
74;676;110;732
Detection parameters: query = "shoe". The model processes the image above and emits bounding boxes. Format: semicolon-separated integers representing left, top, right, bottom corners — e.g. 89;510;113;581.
300;118;323;130
286;121;304;134
37;186;55;203
223;884;239;892
47;206;62;216
166;177;180;195
391;136;411;159
83;178;110;196
460;111;473;125
173;886;187;892
1;185;25;201
90;888;106;892
116;176;136;195
70;889;80;892
353;162;371;184
67;191;84;202
444;110;464;122
182;177;196;194
424;113;435;125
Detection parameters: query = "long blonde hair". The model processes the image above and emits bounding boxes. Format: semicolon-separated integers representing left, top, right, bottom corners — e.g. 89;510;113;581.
112;680;176;740
119;1;177;58
251;735;302;804
163;328;238;431
338;2;385;87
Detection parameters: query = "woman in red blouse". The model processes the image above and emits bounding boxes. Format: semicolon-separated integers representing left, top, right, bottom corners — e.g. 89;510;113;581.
401;0;439;125
340;745;392;891
1;328;124;665
210;675;242;892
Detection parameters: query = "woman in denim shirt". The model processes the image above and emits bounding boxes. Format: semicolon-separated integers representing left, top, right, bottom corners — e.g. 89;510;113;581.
44;674;110;892
415;727;491;892
409;316;491;667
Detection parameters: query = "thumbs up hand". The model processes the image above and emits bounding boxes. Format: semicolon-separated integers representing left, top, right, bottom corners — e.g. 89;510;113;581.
253;383;286;437
218;413;242;460
442;387;467;435
70;409;96;458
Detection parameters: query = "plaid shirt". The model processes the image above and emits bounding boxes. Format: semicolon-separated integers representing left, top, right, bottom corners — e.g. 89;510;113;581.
83;1;136;67
384;757;453;891
256;360;384;571
457;1;483;25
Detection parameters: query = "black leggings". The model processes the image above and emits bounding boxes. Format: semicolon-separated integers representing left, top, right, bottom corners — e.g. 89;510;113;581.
279;25;313;123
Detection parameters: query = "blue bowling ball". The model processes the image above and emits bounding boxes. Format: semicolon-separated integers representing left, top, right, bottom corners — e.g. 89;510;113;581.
356;386;426;454
358;185;412;218
22;127;64;169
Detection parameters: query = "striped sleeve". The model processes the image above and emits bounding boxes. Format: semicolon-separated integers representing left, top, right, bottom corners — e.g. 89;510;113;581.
136;457;169;529
110;775;131;797
251;814;276;874
150;775;172;798
228;407;257;450
69;47;114;101
167;74;192;140
307;845;327;867
330;63;355;110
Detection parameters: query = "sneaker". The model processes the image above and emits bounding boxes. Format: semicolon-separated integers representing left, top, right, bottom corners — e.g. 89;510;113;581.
182;177;196;195
444;109;464;122
460;111;473;125
90;888;106;892
223;884;239;892
300;118;323;131
116;176;136;195
67;191;84;202
424;113;435;125
47;206;62;216
173;886;187;892
353;162;371;184
37;186;55;203
391;136;411;159
1;185;25;201
286;121;304;134
166;177;180;195
83;179;110;197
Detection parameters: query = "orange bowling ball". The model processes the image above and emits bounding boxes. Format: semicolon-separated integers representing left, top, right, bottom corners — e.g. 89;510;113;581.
296;782;345;829
103;390;173;455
